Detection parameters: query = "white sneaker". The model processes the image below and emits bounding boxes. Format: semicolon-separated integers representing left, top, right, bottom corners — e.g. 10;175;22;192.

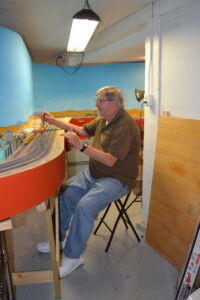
59;255;84;278
37;237;67;253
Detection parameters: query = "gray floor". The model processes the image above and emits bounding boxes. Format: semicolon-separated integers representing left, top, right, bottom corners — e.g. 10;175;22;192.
6;191;179;300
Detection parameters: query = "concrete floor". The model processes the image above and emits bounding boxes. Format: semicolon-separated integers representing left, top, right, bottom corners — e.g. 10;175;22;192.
5;191;179;300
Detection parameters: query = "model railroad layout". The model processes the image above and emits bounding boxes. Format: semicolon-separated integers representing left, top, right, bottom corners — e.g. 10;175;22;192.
0;124;58;174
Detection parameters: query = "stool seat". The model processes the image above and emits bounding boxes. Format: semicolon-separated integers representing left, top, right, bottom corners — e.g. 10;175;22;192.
93;192;141;252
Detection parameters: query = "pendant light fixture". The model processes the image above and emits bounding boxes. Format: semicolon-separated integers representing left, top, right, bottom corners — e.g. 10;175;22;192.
67;0;100;53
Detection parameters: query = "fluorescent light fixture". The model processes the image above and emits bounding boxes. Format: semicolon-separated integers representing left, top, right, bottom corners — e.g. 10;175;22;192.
67;0;100;53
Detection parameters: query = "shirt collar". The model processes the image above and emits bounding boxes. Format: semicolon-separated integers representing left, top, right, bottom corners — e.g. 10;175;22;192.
109;108;124;123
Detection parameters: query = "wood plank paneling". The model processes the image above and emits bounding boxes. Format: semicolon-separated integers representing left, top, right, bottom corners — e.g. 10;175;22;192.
146;116;200;270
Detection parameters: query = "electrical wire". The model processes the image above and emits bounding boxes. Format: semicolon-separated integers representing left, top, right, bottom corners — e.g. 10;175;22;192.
56;52;85;76
137;101;144;202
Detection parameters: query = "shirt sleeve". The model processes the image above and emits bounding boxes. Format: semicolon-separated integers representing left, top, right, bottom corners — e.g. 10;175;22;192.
83;117;101;137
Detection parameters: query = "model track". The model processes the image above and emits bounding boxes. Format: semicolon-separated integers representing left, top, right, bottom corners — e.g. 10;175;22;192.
0;125;58;174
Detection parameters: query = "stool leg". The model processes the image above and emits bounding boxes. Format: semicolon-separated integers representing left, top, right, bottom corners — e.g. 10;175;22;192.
114;193;131;229
105;213;122;252
105;198;137;252
117;199;140;242
93;204;112;235
114;201;129;229
122;210;140;242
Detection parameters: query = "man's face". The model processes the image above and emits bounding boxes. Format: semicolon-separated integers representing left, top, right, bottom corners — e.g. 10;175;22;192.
95;91;118;120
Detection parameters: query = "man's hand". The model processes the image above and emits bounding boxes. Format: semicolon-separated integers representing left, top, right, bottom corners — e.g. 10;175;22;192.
42;111;56;125
61;131;83;150
61;130;118;167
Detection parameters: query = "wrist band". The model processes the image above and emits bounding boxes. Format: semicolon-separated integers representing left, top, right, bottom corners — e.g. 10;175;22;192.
80;143;88;152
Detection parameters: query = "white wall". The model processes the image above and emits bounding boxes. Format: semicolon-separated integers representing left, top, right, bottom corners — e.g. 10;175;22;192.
142;0;200;222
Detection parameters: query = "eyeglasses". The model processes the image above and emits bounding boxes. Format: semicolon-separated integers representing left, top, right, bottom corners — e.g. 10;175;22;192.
95;98;113;104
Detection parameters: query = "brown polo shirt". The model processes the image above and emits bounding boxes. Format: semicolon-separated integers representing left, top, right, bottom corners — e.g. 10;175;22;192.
83;108;141;190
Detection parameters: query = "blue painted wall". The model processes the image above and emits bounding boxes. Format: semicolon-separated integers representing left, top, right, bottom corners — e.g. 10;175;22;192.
0;27;33;127
33;62;144;113
0;26;144;127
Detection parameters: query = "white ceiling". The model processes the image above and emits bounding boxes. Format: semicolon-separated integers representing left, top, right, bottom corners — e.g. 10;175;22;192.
0;0;152;65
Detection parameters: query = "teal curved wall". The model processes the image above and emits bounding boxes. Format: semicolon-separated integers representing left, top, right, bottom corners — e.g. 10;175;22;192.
0;27;33;127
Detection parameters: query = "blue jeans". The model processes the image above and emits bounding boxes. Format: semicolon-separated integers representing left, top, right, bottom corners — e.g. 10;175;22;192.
59;169;129;258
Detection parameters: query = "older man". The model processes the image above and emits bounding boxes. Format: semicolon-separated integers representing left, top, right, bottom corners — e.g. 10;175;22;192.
37;86;141;278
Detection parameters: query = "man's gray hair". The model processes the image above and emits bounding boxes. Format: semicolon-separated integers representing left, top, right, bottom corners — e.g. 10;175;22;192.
97;86;124;108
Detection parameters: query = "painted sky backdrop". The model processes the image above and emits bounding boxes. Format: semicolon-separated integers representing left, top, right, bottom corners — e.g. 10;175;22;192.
33;62;145;114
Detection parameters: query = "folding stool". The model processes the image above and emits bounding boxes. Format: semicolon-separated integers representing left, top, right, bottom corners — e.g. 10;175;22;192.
93;192;141;252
